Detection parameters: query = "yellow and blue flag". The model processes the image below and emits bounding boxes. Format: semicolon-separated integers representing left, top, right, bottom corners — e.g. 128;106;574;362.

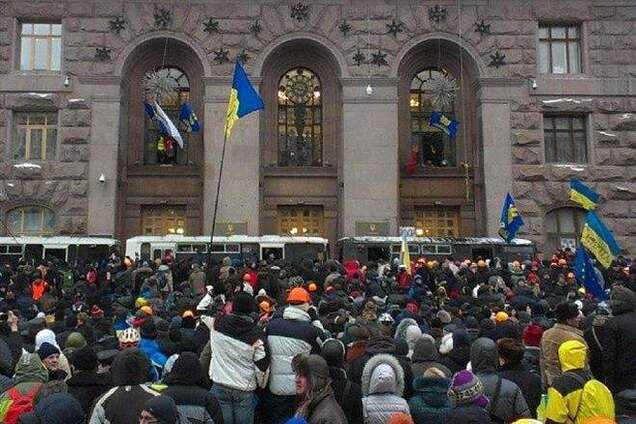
179;102;200;133
498;193;524;243
429;111;459;138
224;62;264;138
569;179;599;210
574;247;606;300
581;211;620;268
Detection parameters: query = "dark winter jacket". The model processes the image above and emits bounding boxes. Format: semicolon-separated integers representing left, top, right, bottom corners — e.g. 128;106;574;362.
470;338;530;422
445;404;493;423
329;366;363;424
498;362;542;418
523;346;541;376
163;352;224;424
408;376;450;424
583;314;608;380
603;287;636;394
411;336;452;378
302;385;348;424
18;392;85;424
67;370;112;414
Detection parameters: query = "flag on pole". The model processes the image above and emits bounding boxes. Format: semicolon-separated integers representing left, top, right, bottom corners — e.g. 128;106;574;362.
224;62;264;138
581;211;620;268
574;247;606;300
498;193;524;243
179;102;201;133
400;237;411;275
153;101;184;148
569;179;599;210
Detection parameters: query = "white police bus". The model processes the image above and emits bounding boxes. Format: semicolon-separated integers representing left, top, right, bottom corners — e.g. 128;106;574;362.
0;236;120;266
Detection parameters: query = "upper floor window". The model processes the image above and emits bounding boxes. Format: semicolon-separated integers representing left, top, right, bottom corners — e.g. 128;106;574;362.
6;206;55;235
539;25;581;74
12;112;57;161
20;23;62;71
545;207;585;251
414;206;459;237
144;67;190;165
543;115;587;163
277;68;322;167
410;68;456;167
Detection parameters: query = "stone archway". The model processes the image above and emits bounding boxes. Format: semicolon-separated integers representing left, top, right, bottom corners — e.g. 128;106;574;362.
116;37;205;240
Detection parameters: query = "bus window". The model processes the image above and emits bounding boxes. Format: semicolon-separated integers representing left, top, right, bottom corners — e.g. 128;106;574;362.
437;245;452;255
367;246;390;262
472;247;493;260
140;243;151;260
24;244;44;264
7;246;22;254
153;249;162;261
262;247;283;261
226;244;240;253
45;248;66;262
210;244;224;253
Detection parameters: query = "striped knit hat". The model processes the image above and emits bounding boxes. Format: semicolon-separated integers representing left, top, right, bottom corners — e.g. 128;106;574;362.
448;370;489;408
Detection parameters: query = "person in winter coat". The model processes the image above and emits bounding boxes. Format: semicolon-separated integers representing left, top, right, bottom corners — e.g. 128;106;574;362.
0;353;48;424
18;392;85;424
360;353;410;424
445;370;492;423
89;348;159;424
0;310;23;378
410;335;452;378
496;338;542;418
544;340;614;424
541;302;587;387
439;329;472;375
209;292;268;424
163;352;224;424
408;367;450;424
522;322;543;376
139;395;180;424
138;320;168;381
320;338;363;424
266;287;326;424
37;342;67;381
66;346;112;415
470;337;530;422
34;329;72;379
292;353;347;424
602;285;636;394
188;264;207;296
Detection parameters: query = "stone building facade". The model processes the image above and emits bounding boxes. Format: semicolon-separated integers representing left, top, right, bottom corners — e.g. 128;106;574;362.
0;0;634;255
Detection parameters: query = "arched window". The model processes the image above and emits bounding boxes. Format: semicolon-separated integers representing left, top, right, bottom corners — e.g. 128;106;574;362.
144;66;190;165
545;207;586;251
410;68;456;167
277;68;322;167
6;206;55;235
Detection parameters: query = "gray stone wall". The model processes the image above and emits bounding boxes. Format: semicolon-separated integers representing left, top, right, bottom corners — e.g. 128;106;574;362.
0;0;633;253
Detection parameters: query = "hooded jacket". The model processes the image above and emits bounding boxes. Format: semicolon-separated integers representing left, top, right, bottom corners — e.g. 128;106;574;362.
545;340;614;424
602;286;636;393
18;392;85;424
66;369;112;415
163;353;224;424
0;353;48;424
470;337;530;422
267;306;325;395
439;330;471;374
209;312;269;391
408;376;450;424
360;354;410;424
411;335;452;378
541;323;587;387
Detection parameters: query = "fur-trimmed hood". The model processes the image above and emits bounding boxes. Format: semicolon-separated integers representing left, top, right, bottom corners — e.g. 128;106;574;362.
361;353;405;397
394;318;418;341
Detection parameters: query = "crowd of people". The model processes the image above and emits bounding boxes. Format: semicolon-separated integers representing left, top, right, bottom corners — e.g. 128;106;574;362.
0;246;634;424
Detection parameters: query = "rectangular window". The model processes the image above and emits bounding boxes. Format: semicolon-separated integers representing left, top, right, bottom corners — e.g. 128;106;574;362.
19;22;62;71
278;206;324;236
543;116;587;163
141;206;187;235
538;24;581;74
12;112;57;161
414;206;460;237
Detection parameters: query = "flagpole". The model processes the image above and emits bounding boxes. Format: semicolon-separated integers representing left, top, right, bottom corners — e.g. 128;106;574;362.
208;129;229;269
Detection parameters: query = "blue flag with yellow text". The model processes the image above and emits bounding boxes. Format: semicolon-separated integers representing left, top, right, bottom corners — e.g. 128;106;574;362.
224;62;264;138
498;193;524;243
581;211;620;268
570;179;599;210
429;111;459;138
574;247;606;300
179;102;201;133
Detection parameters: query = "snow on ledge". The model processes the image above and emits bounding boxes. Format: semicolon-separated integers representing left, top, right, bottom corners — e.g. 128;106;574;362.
13;163;42;169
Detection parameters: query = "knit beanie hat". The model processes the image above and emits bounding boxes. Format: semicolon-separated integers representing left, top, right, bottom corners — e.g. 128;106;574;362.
436;309;452;324
448;370;489;407
143;395;178;424
522;323;544;347
38;342;60;360
71;345;98;371
65;332;87;350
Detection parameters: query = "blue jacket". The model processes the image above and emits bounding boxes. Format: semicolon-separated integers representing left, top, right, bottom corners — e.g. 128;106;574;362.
138;338;168;381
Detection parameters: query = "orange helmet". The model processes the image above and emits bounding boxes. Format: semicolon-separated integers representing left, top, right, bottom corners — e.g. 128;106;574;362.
287;287;310;304
308;282;318;292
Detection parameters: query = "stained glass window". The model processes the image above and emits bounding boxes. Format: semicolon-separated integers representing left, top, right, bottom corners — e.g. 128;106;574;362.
277;68;322;167
143;67;190;165
410;68;456;167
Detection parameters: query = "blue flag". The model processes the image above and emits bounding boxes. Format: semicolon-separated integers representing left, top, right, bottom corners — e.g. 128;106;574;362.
574;247;606;300
570;179;599;210
225;62;264;138
429;111;459;138
179;102;201;133
581;211;621;268
498;193;524;243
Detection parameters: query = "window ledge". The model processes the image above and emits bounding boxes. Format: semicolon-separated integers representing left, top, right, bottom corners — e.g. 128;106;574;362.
401;166;473;178
127;164;201;177
264;166;338;178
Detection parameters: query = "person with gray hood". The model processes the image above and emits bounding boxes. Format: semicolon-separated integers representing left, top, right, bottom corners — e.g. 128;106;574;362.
360;353;410;424
410;335;452;378
469;337;530;423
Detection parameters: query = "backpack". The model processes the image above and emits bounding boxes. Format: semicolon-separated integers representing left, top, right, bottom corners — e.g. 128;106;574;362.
564;372;614;424
3;384;41;424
